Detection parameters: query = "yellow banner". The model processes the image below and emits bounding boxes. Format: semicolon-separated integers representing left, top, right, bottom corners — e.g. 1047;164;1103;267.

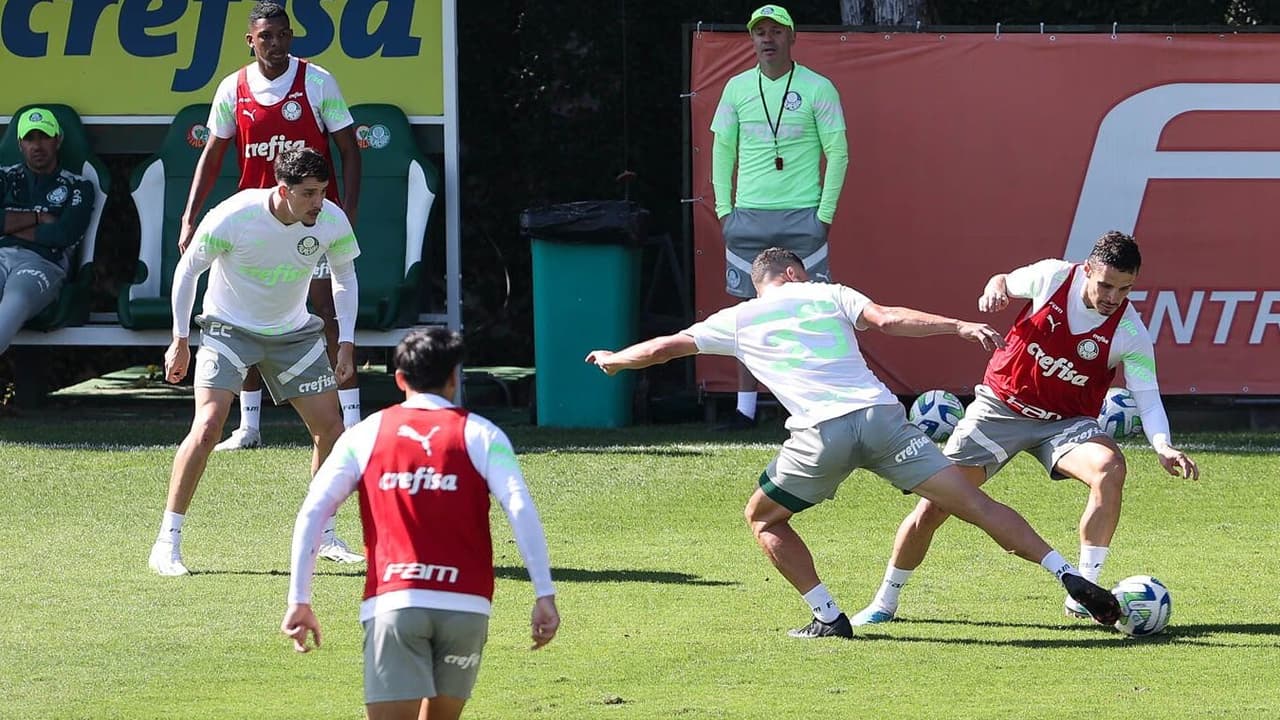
0;0;443;116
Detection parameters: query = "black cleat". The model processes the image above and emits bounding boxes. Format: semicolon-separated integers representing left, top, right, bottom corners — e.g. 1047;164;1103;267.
713;411;757;431
1061;573;1122;626
787;613;853;639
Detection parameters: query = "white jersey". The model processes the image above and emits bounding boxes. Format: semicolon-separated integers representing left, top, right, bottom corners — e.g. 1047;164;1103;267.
174;189;360;337
288;393;556;621
1005;259;1158;392
208;56;354;139
685;282;898;429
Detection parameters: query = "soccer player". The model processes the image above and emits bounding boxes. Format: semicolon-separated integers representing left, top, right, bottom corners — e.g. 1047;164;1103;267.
181;0;364;453
851;231;1200;626
585;247;1120;639
710;4;848;429
148;147;361;576
282;327;558;720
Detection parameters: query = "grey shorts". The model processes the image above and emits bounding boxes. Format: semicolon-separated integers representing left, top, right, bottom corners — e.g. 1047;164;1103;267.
363;608;490;704
311;254;330;280
944;386;1110;480
192;314;335;404
760;403;951;511
722;207;829;299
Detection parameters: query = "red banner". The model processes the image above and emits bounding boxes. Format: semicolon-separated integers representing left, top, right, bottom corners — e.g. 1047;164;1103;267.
690;30;1280;396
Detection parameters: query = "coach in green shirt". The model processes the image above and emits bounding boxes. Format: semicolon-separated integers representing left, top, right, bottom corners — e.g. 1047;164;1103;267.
711;4;849;428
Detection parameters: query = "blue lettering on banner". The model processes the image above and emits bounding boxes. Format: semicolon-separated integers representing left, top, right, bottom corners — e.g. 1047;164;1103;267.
1;0;423;92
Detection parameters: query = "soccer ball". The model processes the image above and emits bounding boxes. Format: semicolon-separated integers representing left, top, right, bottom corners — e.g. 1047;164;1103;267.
1112;575;1172;637
1097;387;1142;439
908;390;964;442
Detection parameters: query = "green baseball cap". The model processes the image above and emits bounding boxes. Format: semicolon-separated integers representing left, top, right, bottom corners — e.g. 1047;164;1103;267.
748;4;794;31
17;107;60;139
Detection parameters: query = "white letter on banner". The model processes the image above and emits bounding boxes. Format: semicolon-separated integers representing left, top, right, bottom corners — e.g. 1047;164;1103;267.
1249;291;1280;344
1066;83;1280;261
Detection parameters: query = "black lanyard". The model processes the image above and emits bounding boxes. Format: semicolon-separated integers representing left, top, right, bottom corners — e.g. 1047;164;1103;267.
758;62;796;170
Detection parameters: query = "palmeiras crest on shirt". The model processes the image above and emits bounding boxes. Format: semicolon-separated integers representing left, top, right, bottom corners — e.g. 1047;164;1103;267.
297;236;321;256
46;186;69;205
726;267;744;291
783;91;802;111
282;100;304;122
1077;338;1101;361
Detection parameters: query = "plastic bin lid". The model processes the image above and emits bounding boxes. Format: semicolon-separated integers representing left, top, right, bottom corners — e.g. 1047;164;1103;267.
520;200;649;244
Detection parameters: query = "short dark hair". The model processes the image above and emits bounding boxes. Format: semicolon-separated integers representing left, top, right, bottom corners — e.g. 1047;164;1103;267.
751;247;804;286
1089;231;1142;274
273;147;330;185
248;1;288;25
395;328;466;393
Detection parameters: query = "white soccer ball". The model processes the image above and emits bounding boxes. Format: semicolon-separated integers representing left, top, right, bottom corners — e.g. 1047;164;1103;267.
908;390;964;442
1097;387;1142;439
1112;574;1172;637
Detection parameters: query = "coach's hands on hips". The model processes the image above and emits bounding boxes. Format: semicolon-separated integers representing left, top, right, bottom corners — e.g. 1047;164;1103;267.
334;342;356;384
956;322;1006;352
281;603;323;653
531;595;560;650
165;337;190;383
1156;444;1200;480
585;350;620;375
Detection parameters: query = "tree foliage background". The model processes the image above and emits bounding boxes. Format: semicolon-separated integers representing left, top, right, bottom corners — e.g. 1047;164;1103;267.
455;0;1271;365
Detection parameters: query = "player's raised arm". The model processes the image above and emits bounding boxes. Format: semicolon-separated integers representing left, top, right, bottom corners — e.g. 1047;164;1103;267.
859;303;1006;351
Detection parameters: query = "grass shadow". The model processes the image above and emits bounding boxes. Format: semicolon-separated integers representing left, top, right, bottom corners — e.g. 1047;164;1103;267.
190;568;365;578
496;565;739;586
858;617;1280;649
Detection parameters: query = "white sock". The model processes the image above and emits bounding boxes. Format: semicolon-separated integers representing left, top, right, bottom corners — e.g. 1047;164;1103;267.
1040;550;1079;581
239;390;262;432
157;511;185;545
338;388;361;429
1079;544;1109;584
801;583;842;623
871;565;913;613
736;391;757;419
322;515;337;540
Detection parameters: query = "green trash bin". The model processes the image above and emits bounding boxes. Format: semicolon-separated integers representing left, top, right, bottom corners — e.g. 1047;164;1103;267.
522;201;648;427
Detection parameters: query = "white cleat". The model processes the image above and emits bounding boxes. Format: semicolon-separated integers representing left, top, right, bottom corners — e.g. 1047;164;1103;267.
213;427;263;452
148;541;190;576
850;605;896;626
318;535;365;564
1064;595;1094;621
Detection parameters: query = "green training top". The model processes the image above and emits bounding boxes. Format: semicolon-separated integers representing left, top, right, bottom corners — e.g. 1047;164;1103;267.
711;62;848;223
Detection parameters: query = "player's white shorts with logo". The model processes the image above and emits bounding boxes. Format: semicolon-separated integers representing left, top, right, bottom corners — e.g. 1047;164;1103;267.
944;385;1110;479
192;314;336;403
363;607;490;703
761;402;949;511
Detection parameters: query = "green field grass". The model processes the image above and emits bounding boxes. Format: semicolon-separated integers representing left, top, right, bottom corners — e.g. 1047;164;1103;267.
2;399;1278;720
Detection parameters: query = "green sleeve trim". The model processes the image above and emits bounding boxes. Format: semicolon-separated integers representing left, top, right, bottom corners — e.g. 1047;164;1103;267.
759;471;814;512
328;233;358;256
198;233;232;254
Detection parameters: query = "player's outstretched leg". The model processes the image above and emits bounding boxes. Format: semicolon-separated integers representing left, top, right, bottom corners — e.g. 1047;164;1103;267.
744;488;852;639
909;466;1121;625
852;466;985;626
